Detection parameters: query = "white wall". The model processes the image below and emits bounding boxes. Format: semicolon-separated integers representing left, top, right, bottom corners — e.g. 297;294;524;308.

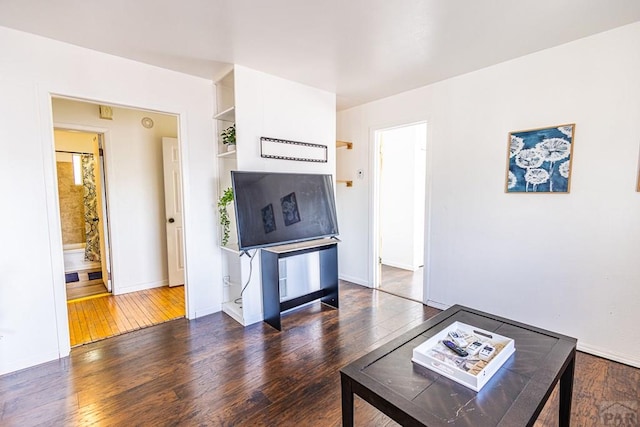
234;64;336;174
53;98;178;293
337;22;640;367
54;129;97;154
335;109;370;286
229;65;336;324
0;26;217;375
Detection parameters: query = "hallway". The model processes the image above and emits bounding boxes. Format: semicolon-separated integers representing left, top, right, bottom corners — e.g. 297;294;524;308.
67;286;185;346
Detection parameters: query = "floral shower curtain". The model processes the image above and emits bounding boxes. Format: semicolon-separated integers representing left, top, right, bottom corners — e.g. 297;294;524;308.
82;154;101;262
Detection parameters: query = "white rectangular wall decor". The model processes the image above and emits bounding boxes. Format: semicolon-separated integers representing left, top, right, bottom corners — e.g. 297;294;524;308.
260;137;327;163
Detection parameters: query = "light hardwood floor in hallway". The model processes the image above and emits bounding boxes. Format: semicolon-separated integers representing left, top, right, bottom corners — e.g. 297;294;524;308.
66;279;108;301
67;285;185;347
379;264;423;302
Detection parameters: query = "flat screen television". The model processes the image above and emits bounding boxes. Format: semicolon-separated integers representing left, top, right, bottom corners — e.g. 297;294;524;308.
231;171;339;251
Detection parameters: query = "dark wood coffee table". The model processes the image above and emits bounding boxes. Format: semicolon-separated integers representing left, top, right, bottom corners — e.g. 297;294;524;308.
340;305;577;426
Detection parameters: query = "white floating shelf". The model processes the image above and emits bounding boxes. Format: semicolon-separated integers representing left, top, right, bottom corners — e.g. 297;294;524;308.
221;243;240;254
213;106;235;122
217;149;237;158
222;300;244;325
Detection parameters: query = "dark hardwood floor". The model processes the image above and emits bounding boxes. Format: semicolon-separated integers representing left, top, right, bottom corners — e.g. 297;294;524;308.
1;281;638;426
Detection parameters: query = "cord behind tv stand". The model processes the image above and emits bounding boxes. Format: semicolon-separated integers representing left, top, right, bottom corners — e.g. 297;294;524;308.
261;238;339;331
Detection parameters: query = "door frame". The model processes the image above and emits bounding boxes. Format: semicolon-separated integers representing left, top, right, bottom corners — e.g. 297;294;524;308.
369;120;432;300
53;124;113;293
43;93;191;357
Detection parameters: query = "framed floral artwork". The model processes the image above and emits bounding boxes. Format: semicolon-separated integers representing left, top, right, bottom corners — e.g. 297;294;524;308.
505;124;575;193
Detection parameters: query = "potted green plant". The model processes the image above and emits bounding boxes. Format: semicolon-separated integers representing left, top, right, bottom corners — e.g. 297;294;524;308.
217;187;234;246
220;124;236;151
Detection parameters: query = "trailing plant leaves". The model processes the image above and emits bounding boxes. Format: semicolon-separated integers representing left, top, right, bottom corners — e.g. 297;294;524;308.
218;187;234;245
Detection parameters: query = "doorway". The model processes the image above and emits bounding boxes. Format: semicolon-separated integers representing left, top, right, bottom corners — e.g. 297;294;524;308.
373;122;427;302
51;97;186;346
54;129;111;300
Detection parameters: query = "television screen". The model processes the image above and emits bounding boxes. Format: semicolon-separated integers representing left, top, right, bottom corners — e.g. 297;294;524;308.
231;171;339;251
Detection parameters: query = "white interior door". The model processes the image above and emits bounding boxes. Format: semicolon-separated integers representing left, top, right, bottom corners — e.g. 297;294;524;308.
162;137;185;287
97;136;112;292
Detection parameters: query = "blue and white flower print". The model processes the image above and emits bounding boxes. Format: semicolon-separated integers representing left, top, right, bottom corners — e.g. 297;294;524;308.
559;160;570;179
524;168;550;188
507;171;517;189
510;136;524;158
506;125;574;193
515;149;544;169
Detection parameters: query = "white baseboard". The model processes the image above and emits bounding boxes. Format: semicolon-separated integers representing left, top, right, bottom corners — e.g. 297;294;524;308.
242;312;263;326
578;342;640;369
220;302;242;324
192;305;220;319
425;299;450;310
1;350;60;377
113;279;168;295
381;261;418;271
339;274;371;288
186;303;221;320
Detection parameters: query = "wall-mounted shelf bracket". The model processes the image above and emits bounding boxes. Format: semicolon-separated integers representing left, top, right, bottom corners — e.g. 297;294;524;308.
336;140;353;150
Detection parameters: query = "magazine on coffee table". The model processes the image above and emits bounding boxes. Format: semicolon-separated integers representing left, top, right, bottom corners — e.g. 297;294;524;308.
412;321;515;391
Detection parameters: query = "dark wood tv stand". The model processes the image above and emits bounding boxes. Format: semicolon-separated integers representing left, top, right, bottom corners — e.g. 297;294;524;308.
260;238;339;331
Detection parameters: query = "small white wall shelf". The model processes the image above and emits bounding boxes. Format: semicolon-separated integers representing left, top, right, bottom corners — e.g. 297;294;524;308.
217;149;237;158
213;106;236;122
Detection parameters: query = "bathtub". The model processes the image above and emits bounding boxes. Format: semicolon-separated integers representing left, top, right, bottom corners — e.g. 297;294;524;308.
63;243;100;272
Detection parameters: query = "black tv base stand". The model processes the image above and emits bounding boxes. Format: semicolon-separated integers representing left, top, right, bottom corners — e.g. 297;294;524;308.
260;238;339;331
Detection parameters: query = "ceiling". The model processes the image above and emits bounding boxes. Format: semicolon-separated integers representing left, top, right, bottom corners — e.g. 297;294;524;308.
2;1;640;110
